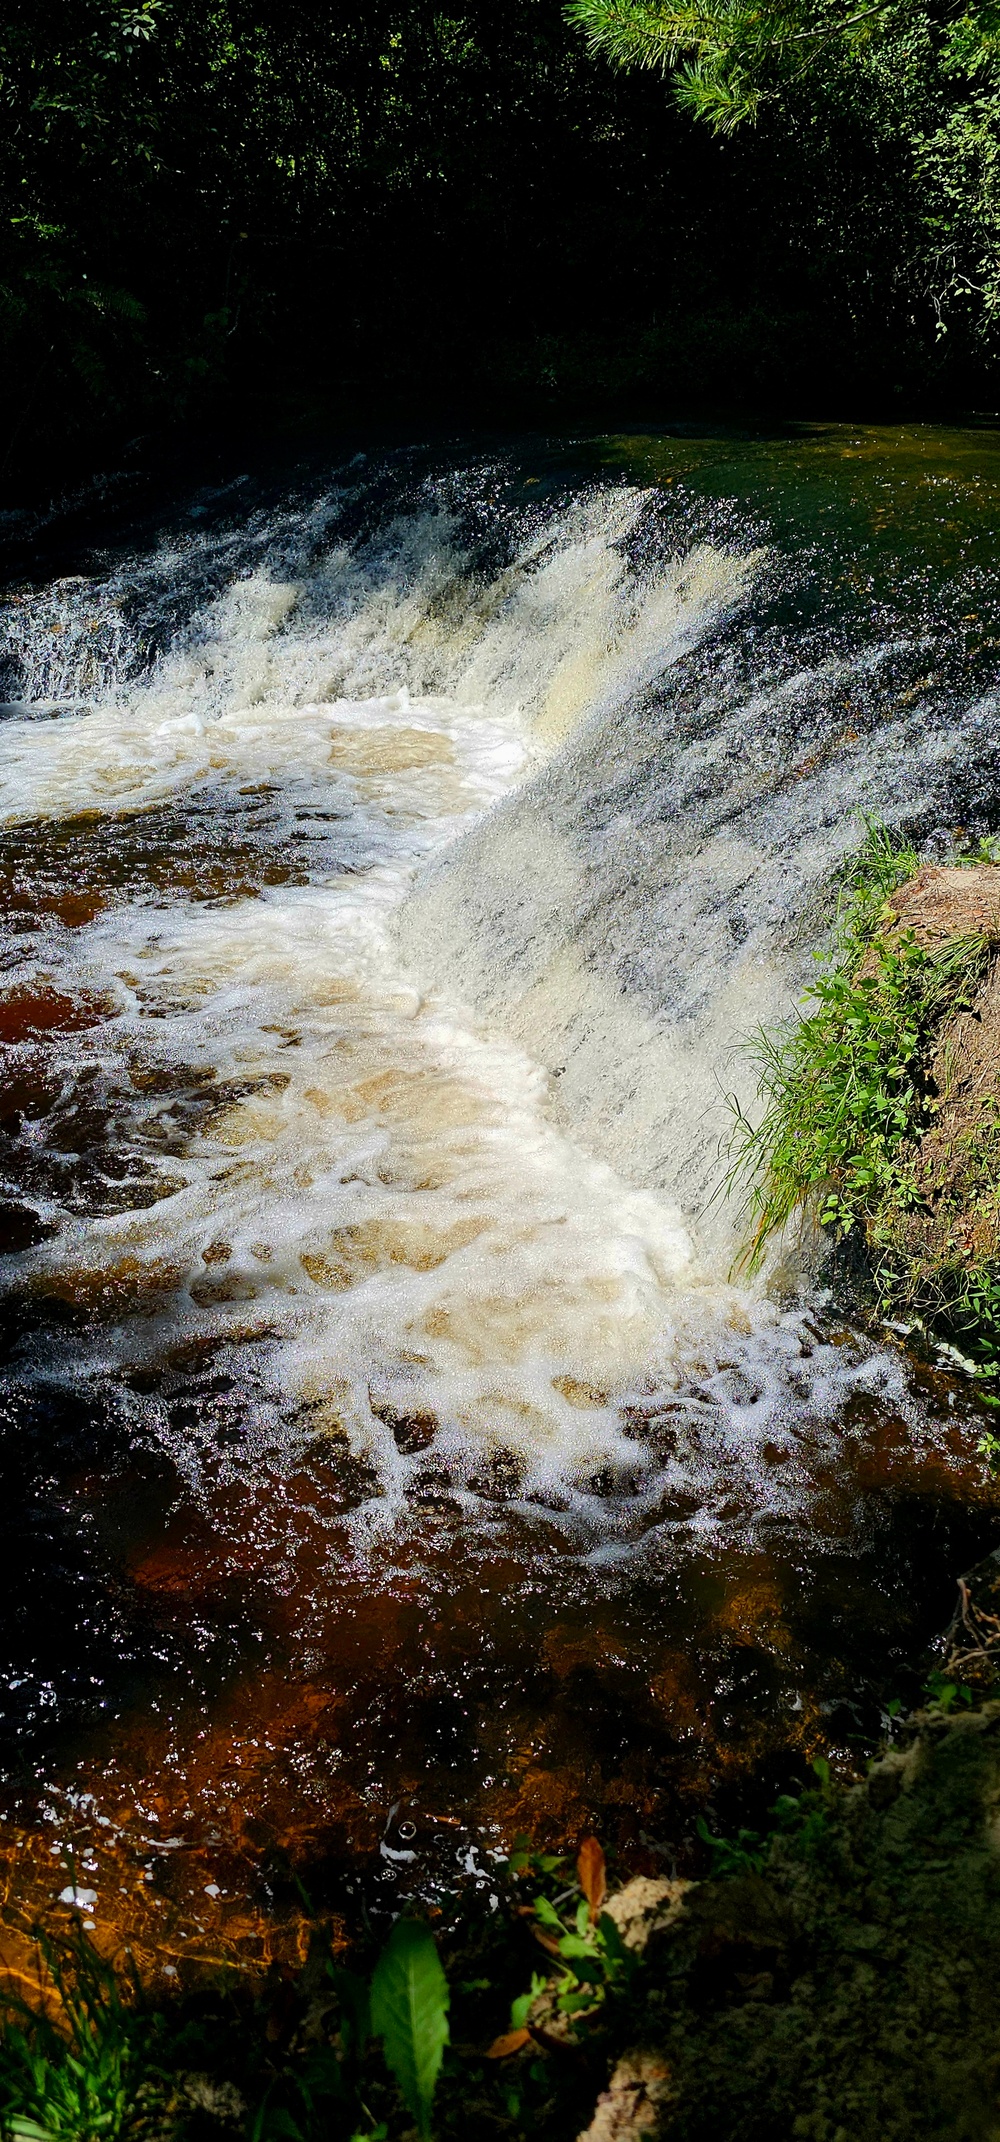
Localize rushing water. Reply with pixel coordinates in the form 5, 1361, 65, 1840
1, 426, 998, 1975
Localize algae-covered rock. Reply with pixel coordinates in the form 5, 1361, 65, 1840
612, 1702, 1000, 2140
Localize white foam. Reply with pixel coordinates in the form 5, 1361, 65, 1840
1, 487, 921, 1537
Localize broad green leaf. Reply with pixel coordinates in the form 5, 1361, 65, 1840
370, 1919, 449, 2141
557, 1933, 596, 1960
534, 1895, 562, 1927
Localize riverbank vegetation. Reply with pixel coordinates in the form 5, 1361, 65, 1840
732, 823, 1000, 1384
3, 1655, 1000, 2142
7, 0, 1000, 491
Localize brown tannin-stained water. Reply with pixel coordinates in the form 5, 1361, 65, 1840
2, 425, 1000, 1981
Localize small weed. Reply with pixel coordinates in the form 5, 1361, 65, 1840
924, 1668, 974, 1713
696, 1758, 838, 1881
503, 1839, 638, 2047
695, 1818, 765, 1876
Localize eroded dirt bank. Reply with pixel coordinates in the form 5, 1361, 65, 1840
578, 1685, 1000, 2141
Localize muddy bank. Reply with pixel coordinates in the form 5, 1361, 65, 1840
584, 1688, 1000, 2139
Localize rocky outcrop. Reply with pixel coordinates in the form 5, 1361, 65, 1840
879, 863, 1000, 951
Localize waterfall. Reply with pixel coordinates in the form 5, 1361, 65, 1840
2, 456, 982, 1545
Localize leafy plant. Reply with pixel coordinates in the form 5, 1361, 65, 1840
695, 1816, 766, 1876
369, 1920, 449, 2142
727, 819, 1000, 1374
924, 1667, 974, 1712
504, 1837, 569, 1885
502, 1839, 638, 2048
696, 1758, 838, 1883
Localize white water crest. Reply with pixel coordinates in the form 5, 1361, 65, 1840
0, 478, 927, 1536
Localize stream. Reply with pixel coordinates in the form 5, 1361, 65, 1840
1, 423, 999, 1979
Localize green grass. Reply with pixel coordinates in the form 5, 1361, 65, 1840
0, 1923, 143, 2142
0, 1913, 442, 2142
728, 820, 1000, 1379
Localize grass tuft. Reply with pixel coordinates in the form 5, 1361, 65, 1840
0, 1921, 143, 2142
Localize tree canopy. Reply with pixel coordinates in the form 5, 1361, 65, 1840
3, 0, 1000, 489
569, 0, 1000, 343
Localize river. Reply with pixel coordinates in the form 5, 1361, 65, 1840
0, 423, 997, 1979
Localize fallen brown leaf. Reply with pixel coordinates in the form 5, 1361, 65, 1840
577, 1836, 607, 1922
531, 1926, 563, 1956
486, 2028, 531, 2059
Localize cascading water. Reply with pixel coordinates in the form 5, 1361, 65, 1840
1, 432, 998, 1966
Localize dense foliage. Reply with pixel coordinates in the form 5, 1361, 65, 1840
3, 0, 1000, 485
573, 0, 1000, 351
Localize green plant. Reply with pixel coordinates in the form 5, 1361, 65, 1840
0, 1909, 450, 2142
695, 1817, 766, 1876
0, 1919, 145, 2142
369, 1921, 449, 2142
923, 1667, 974, 1712
727, 819, 1000, 1372
505, 1839, 639, 2045
696, 1758, 837, 1882
735, 925, 988, 1249
247, 1925, 380, 2142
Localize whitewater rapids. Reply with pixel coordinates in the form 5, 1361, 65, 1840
0, 472, 941, 1533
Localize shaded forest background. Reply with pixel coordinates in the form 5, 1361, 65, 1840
4, 0, 1000, 494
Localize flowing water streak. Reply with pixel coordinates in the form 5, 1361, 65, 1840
0, 482, 920, 1540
